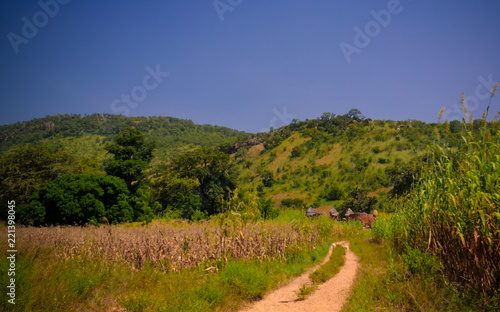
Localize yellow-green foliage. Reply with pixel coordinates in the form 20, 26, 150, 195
395, 137, 500, 298
235, 121, 430, 209
296, 284, 317, 301
379, 105, 500, 309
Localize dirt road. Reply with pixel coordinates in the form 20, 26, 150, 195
240, 241, 359, 312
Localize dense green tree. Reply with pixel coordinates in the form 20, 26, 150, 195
290, 146, 304, 158
339, 187, 377, 216
321, 112, 333, 121
154, 175, 202, 219
263, 134, 285, 150
18, 173, 134, 226
347, 108, 363, 120
170, 147, 237, 215
261, 170, 274, 187
385, 157, 424, 198
0, 144, 101, 219
321, 183, 345, 201
258, 198, 279, 220
104, 127, 156, 192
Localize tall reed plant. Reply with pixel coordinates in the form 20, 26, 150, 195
388, 83, 500, 302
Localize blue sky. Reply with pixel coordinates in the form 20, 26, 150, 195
1, 0, 499, 132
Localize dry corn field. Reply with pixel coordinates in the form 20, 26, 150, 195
16, 219, 320, 272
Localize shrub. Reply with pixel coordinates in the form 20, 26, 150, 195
19, 173, 134, 225
281, 198, 305, 210
377, 157, 390, 164
258, 198, 279, 220
321, 184, 345, 201
290, 146, 304, 158
372, 147, 382, 154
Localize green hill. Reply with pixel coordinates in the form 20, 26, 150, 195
0, 113, 248, 167
2, 111, 472, 215
228, 114, 465, 213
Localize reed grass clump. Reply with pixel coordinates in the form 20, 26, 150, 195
385, 86, 500, 306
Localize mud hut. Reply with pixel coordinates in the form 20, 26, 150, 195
306, 207, 317, 217
345, 208, 353, 217
329, 207, 339, 219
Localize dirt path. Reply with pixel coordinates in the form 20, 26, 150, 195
239, 241, 359, 312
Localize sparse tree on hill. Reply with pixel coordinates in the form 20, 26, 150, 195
347, 108, 363, 120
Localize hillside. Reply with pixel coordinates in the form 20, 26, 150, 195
229, 115, 459, 212
1, 112, 454, 215
0, 113, 249, 167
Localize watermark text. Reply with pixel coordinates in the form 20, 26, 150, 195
7, 0, 71, 54
6, 200, 16, 305
110, 64, 169, 116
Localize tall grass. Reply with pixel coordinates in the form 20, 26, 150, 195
342, 237, 474, 312
0, 213, 335, 311
8, 217, 320, 273
378, 86, 500, 308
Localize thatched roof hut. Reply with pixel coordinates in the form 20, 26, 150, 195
306, 207, 317, 217
330, 207, 339, 218
372, 210, 379, 216
345, 208, 353, 217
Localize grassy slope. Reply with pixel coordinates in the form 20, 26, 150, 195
234, 122, 429, 210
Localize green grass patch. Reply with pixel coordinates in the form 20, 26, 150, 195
222, 261, 272, 300
310, 245, 346, 284
342, 237, 492, 312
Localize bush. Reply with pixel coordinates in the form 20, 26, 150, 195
19, 173, 135, 225
321, 184, 344, 201
281, 198, 305, 210
258, 198, 279, 220
290, 146, 304, 158
378, 157, 390, 164
372, 147, 382, 154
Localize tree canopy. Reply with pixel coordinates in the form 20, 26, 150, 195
19, 173, 134, 226
105, 127, 156, 192
339, 187, 378, 216
155, 147, 238, 218
0, 144, 101, 218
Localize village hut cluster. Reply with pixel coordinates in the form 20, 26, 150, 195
306, 206, 377, 229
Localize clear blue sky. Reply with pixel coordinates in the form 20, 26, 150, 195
1, 0, 499, 132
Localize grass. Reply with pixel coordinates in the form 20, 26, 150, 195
236, 123, 430, 211
6, 212, 491, 311
0, 242, 333, 312
310, 245, 346, 284
296, 284, 317, 301
0, 214, 334, 311
342, 236, 493, 312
